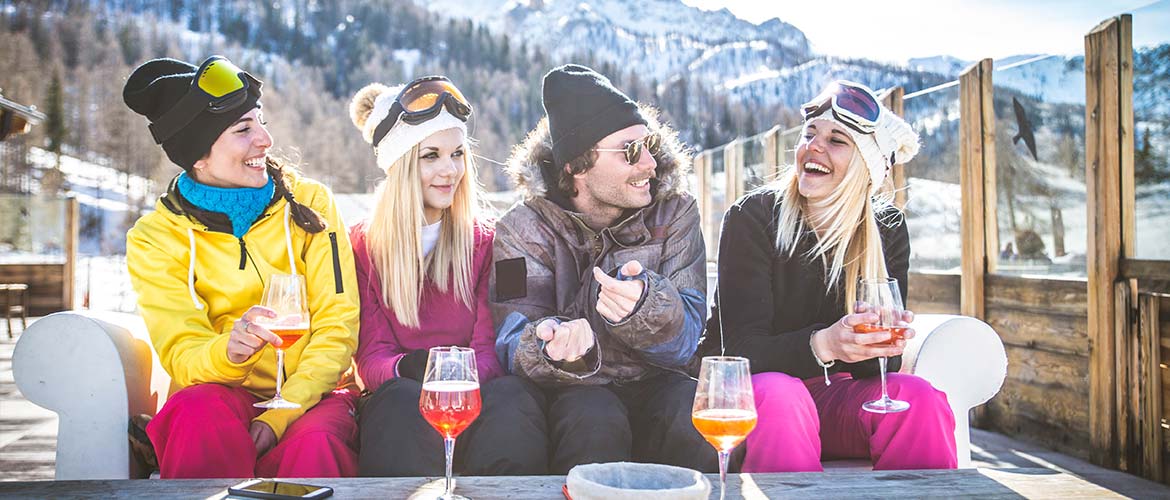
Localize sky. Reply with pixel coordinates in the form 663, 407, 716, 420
681, 0, 1168, 63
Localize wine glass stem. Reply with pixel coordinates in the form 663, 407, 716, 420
444, 436, 456, 496
878, 356, 890, 402
274, 348, 285, 400
718, 449, 730, 500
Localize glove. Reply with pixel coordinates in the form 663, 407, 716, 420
395, 349, 430, 381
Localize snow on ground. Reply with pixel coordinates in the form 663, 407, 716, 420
1136, 182, 1170, 259
75, 255, 137, 313
904, 177, 963, 272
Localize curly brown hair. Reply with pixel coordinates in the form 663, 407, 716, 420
558, 150, 598, 197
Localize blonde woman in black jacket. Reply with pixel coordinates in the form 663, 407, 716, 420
700, 81, 957, 472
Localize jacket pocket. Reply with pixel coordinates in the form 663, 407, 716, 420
609, 246, 661, 277
329, 232, 344, 294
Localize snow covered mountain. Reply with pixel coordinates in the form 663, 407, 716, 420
414, 0, 1106, 110
414, 0, 812, 92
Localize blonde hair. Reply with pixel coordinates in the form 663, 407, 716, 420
365, 142, 479, 328
772, 145, 896, 315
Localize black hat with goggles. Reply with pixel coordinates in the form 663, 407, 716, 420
123, 55, 263, 171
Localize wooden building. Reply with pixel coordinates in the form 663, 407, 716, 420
0, 91, 77, 315
0, 91, 45, 142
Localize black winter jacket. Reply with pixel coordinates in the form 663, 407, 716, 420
698, 189, 909, 379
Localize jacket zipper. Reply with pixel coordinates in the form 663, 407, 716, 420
329, 232, 344, 294
238, 239, 247, 270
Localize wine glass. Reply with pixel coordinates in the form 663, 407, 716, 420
252, 273, 309, 410
855, 277, 910, 413
419, 346, 481, 500
692, 356, 757, 500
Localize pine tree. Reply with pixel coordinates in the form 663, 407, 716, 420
43, 69, 67, 194
116, 24, 142, 65
45, 71, 66, 155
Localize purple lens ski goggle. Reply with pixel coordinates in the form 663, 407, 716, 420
801, 81, 881, 135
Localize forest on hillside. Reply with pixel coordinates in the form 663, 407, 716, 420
0, 0, 778, 195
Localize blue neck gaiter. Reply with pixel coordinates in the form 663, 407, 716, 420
177, 172, 275, 238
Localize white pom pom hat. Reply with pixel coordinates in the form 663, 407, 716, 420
359, 83, 469, 172
801, 80, 920, 195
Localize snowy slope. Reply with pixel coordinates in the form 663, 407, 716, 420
414, 0, 1106, 111
414, 0, 811, 93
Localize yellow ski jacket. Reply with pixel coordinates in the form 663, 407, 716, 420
126, 169, 360, 439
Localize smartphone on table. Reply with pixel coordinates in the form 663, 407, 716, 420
227, 479, 334, 499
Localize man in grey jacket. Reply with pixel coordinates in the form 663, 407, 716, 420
492, 64, 713, 474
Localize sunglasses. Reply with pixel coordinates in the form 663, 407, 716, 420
594, 132, 662, 165
801, 81, 881, 135
150, 56, 261, 144
371, 76, 473, 147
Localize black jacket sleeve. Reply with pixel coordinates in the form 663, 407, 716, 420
715, 199, 836, 379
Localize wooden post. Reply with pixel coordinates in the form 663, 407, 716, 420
694, 150, 708, 231
1115, 282, 1135, 472
776, 126, 798, 177
959, 59, 995, 320
1139, 293, 1162, 482
724, 140, 743, 204
1084, 14, 1134, 469
63, 197, 77, 310
981, 70, 999, 276
763, 126, 781, 181
881, 87, 909, 209
694, 151, 712, 260
1119, 16, 1136, 262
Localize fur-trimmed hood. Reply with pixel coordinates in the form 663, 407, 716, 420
504, 104, 693, 202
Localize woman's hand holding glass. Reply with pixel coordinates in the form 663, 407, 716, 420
228, 305, 280, 364
852, 278, 914, 413
811, 308, 915, 364
252, 273, 310, 409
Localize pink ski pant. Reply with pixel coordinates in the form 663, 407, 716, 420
743, 372, 958, 472
146, 384, 358, 478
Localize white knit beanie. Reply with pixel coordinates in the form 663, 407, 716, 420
350, 83, 468, 172
803, 81, 920, 195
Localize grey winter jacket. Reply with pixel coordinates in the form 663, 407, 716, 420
491, 111, 707, 387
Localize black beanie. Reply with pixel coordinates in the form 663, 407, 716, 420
122, 56, 262, 170
542, 64, 647, 169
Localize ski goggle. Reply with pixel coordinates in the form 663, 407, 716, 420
370, 76, 473, 147
801, 81, 881, 135
594, 132, 662, 165
149, 56, 261, 144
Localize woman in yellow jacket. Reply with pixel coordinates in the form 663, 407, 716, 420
122, 55, 360, 478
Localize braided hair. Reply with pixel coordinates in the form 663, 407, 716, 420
267, 157, 327, 234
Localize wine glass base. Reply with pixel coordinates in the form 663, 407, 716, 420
863, 398, 910, 414
254, 398, 301, 409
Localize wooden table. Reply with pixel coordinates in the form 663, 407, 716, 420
1, 468, 1161, 499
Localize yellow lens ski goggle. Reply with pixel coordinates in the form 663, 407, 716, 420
370, 76, 473, 148
149, 56, 261, 144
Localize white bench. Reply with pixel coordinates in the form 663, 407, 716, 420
13, 310, 1006, 479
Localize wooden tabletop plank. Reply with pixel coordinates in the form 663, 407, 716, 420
0, 467, 1159, 499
